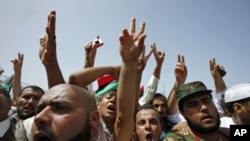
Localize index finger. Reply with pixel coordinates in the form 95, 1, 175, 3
130, 18, 136, 34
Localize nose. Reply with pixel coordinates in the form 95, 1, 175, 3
144, 121, 152, 131
34, 107, 51, 128
157, 106, 163, 113
27, 97, 37, 106
110, 95, 117, 104
200, 104, 209, 113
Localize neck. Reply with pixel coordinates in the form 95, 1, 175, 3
100, 117, 114, 133
192, 130, 221, 141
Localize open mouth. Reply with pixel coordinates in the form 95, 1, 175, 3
33, 131, 52, 141
107, 104, 116, 112
37, 136, 51, 141
145, 133, 153, 141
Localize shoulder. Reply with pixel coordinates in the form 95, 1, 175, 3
164, 131, 195, 141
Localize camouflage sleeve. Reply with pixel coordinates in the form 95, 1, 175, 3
163, 131, 192, 141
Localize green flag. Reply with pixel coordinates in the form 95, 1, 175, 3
0, 74, 14, 92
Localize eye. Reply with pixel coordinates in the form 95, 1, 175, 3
22, 95, 31, 100
34, 96, 41, 101
106, 94, 112, 99
54, 105, 71, 114
137, 120, 145, 126
150, 119, 159, 125
153, 104, 159, 108
51, 103, 72, 114
203, 98, 212, 103
187, 102, 197, 108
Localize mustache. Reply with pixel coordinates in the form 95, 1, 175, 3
35, 124, 55, 139
200, 114, 213, 120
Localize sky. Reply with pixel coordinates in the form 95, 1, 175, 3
0, 0, 250, 96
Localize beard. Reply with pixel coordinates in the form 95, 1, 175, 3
17, 109, 34, 120
186, 114, 220, 134
67, 117, 91, 141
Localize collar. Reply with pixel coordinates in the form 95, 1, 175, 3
0, 118, 10, 137
100, 119, 113, 140
10, 113, 20, 121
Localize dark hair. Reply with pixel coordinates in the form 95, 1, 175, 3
225, 97, 250, 114
149, 93, 167, 105
18, 85, 44, 97
0, 85, 11, 102
134, 104, 161, 121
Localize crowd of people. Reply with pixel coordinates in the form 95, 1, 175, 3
1, 10, 250, 141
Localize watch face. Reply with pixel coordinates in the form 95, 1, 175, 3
218, 69, 226, 77
93, 38, 103, 45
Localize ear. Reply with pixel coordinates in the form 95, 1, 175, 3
89, 110, 99, 130
97, 102, 100, 110
233, 103, 244, 114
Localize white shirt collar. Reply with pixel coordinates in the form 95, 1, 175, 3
0, 118, 10, 137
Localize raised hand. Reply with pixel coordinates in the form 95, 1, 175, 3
151, 42, 165, 67
10, 53, 24, 103
210, 58, 225, 78
39, 10, 65, 88
84, 35, 103, 68
137, 46, 152, 72
175, 55, 187, 84
39, 10, 57, 67
209, 58, 226, 94
115, 18, 147, 141
119, 18, 146, 63
11, 53, 24, 73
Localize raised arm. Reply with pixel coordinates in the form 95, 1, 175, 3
167, 55, 187, 115
69, 65, 120, 89
11, 53, 23, 103
209, 58, 227, 117
39, 10, 65, 89
136, 46, 152, 108
114, 18, 146, 141
138, 43, 165, 106
209, 58, 227, 94
70, 37, 103, 93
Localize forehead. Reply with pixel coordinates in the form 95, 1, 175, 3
20, 88, 43, 96
152, 97, 166, 104
39, 86, 84, 105
136, 109, 158, 120
102, 90, 117, 98
182, 93, 211, 104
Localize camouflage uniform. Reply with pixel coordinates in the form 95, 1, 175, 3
164, 131, 229, 141
164, 81, 230, 141
164, 131, 196, 141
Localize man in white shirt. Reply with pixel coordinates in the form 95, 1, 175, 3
0, 86, 16, 140
223, 83, 250, 127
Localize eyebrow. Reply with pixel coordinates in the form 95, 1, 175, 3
50, 99, 74, 106
37, 99, 72, 110
186, 96, 211, 104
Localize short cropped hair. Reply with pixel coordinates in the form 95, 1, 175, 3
18, 85, 44, 97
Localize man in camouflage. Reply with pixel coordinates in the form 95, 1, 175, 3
164, 81, 229, 141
